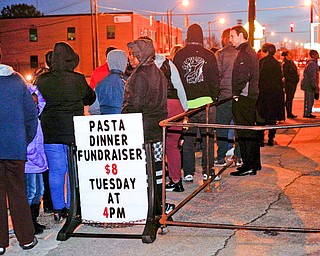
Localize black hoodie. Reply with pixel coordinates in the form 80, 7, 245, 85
173, 24, 219, 109
36, 42, 96, 144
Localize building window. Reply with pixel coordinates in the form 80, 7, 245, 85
107, 26, 115, 39
29, 28, 38, 42
67, 27, 76, 40
30, 55, 38, 69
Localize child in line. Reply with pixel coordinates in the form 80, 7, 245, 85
25, 85, 48, 234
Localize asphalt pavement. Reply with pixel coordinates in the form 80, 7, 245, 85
4, 82, 320, 256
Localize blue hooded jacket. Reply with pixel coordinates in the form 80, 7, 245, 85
0, 64, 38, 160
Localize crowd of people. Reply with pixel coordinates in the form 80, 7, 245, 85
0, 21, 318, 254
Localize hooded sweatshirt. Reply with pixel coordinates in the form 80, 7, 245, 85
91, 49, 128, 114
36, 42, 96, 144
122, 38, 167, 142
173, 24, 219, 109
0, 64, 38, 160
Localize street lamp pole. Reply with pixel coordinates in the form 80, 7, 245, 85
167, 0, 189, 52
208, 18, 225, 48
310, 0, 314, 47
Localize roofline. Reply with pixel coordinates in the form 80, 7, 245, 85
0, 12, 135, 20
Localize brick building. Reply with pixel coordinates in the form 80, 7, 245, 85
0, 12, 182, 79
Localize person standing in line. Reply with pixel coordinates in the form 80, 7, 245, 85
214, 28, 242, 167
89, 49, 128, 115
155, 53, 188, 192
282, 51, 300, 118
36, 42, 96, 221
25, 85, 48, 235
301, 50, 319, 118
229, 25, 261, 176
256, 43, 285, 147
33, 50, 54, 214
0, 52, 38, 254
122, 38, 175, 213
173, 23, 220, 182
89, 46, 117, 89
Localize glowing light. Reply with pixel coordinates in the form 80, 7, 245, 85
25, 74, 33, 82
182, 0, 189, 7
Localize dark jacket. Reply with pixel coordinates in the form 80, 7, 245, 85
257, 54, 285, 121
232, 42, 259, 100
0, 64, 38, 160
36, 42, 96, 144
283, 58, 299, 88
301, 59, 319, 92
215, 42, 238, 100
122, 38, 167, 142
173, 24, 219, 109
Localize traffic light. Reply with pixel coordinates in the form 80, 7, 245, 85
290, 22, 294, 32
262, 25, 266, 35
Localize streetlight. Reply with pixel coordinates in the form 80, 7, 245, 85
167, 0, 189, 51
208, 18, 225, 48
304, 0, 314, 47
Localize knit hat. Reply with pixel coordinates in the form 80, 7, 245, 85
186, 23, 203, 44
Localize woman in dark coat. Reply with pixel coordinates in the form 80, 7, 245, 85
36, 42, 96, 221
282, 51, 300, 118
256, 43, 285, 146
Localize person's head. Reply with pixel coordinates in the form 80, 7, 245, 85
170, 44, 182, 60
309, 49, 319, 59
107, 49, 128, 73
45, 50, 53, 69
52, 42, 79, 72
127, 38, 155, 68
105, 46, 117, 58
261, 43, 276, 56
230, 25, 248, 47
221, 28, 231, 47
282, 51, 293, 60
31, 92, 38, 105
186, 23, 204, 45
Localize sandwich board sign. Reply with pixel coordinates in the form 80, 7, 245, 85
73, 113, 148, 223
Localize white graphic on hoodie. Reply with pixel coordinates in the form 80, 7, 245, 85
182, 56, 204, 84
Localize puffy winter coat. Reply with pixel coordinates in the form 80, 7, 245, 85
36, 42, 96, 144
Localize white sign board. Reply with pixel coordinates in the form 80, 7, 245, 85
114, 15, 132, 23
73, 113, 148, 223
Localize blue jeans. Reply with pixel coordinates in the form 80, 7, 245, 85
44, 144, 70, 210
24, 173, 44, 205
216, 101, 241, 160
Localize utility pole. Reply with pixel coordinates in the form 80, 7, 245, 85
248, 0, 256, 47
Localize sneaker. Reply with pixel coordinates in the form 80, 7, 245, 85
214, 159, 227, 167
20, 236, 38, 250
165, 179, 184, 192
0, 247, 5, 255
203, 173, 221, 181
235, 158, 243, 167
164, 203, 175, 214
183, 174, 193, 182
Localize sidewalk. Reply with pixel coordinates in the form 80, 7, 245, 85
4, 85, 320, 256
